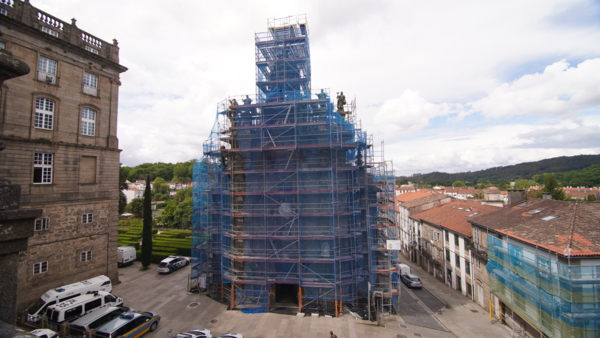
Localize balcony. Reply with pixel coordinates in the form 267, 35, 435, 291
83, 84, 98, 96
473, 242, 488, 261
37, 70, 57, 85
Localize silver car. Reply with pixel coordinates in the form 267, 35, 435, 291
401, 273, 423, 288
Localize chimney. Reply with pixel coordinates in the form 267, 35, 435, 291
542, 192, 552, 200
507, 189, 526, 207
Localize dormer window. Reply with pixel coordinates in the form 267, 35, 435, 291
541, 215, 559, 221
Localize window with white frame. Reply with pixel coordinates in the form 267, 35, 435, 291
33, 261, 48, 275
83, 72, 98, 96
41, 26, 59, 37
38, 56, 57, 84
33, 153, 53, 184
34, 97, 54, 130
476, 257, 481, 270
0, 8, 7, 16
80, 251, 92, 262
0, 41, 5, 49
82, 213, 93, 224
35, 218, 50, 231
81, 108, 95, 136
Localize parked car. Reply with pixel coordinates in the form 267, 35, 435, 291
157, 256, 190, 274
30, 329, 59, 338
69, 306, 134, 338
401, 273, 423, 288
173, 329, 212, 338
217, 334, 243, 338
94, 311, 160, 338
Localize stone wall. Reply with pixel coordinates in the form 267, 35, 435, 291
0, 1, 126, 314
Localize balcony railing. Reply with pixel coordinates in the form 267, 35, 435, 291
37, 70, 57, 85
83, 84, 98, 96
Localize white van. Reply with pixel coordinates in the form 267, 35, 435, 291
26, 275, 112, 322
69, 306, 133, 338
45, 291, 123, 324
117, 246, 136, 267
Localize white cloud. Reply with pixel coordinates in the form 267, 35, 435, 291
469, 59, 600, 118
372, 90, 459, 139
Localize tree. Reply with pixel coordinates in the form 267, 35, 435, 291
452, 181, 466, 187
161, 187, 193, 228
152, 178, 171, 202
543, 173, 565, 200
126, 198, 144, 218
513, 179, 538, 190
587, 194, 597, 202
141, 175, 153, 269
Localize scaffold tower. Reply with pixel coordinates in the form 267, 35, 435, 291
191, 15, 398, 320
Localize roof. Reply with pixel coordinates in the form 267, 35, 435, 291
411, 201, 501, 237
401, 193, 451, 209
469, 199, 600, 257
395, 191, 434, 203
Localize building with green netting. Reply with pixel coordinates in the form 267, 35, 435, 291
190, 15, 398, 320
470, 197, 600, 338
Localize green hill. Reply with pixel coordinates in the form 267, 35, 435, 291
399, 154, 600, 186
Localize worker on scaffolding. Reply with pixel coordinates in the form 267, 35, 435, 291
242, 95, 252, 105
337, 91, 347, 119
227, 98, 238, 127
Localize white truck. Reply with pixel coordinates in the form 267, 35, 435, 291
397, 263, 411, 276
117, 246, 136, 267
26, 275, 112, 322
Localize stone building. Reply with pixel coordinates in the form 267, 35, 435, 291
0, 0, 127, 312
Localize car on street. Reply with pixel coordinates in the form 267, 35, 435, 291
94, 311, 160, 338
173, 329, 212, 338
30, 329, 59, 338
157, 256, 190, 274
401, 273, 423, 288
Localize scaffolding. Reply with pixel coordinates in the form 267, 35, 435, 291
487, 235, 600, 338
191, 15, 398, 319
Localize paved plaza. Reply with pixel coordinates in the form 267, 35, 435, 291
114, 260, 512, 338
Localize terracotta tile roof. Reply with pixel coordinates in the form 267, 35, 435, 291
410, 201, 501, 237
395, 191, 434, 203
469, 199, 600, 257
401, 193, 451, 208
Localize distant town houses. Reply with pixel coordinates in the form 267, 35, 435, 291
121, 180, 191, 203
393, 187, 600, 337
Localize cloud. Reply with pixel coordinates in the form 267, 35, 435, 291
513, 123, 600, 149
372, 90, 459, 139
469, 59, 600, 119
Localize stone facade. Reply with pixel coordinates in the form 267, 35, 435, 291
0, 0, 127, 312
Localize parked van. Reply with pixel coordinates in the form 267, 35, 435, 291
45, 291, 123, 325
397, 263, 410, 276
69, 306, 133, 338
95, 311, 160, 338
117, 246, 137, 267
27, 275, 112, 322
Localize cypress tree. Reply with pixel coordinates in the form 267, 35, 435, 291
141, 175, 153, 269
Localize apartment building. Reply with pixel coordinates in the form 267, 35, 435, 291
470, 198, 600, 338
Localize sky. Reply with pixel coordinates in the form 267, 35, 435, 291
33, 0, 600, 176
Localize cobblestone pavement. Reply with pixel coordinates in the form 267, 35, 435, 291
113, 261, 511, 338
